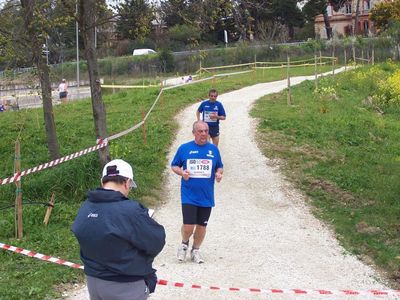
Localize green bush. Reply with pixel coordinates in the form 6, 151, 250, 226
158, 49, 175, 73
374, 68, 400, 106
169, 24, 201, 46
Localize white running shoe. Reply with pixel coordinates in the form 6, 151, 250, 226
177, 243, 188, 261
191, 249, 204, 264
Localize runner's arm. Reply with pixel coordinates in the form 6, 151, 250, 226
171, 166, 190, 180
215, 168, 223, 183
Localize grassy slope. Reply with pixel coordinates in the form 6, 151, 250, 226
251, 63, 400, 287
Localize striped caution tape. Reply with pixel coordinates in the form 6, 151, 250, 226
101, 84, 159, 89
1, 242, 399, 297
157, 280, 399, 297
0, 242, 83, 269
0, 139, 108, 185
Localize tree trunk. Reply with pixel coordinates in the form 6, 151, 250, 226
288, 25, 294, 40
20, 0, 60, 160
38, 58, 61, 159
79, 0, 109, 166
353, 0, 361, 36
323, 11, 332, 40
232, 5, 247, 40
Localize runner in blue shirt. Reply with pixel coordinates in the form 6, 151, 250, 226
171, 121, 223, 264
196, 89, 226, 147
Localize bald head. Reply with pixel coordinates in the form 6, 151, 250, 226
192, 121, 209, 145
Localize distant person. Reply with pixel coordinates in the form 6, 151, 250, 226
0, 103, 5, 112
185, 75, 193, 83
58, 79, 68, 102
196, 89, 226, 147
171, 121, 223, 264
72, 159, 166, 300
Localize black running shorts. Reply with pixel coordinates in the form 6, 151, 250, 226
182, 204, 212, 226
208, 125, 220, 138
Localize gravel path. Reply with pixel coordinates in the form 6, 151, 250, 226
66, 69, 390, 300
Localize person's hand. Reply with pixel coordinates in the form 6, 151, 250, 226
210, 113, 218, 120
215, 172, 222, 182
182, 169, 190, 181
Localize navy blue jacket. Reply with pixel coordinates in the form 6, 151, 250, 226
72, 188, 165, 282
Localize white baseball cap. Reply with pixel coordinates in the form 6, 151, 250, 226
102, 159, 137, 188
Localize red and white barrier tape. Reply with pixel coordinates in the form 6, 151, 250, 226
0, 139, 108, 185
1, 242, 399, 297
0, 71, 241, 185
157, 280, 399, 297
0, 242, 83, 269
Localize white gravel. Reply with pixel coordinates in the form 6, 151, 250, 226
66, 69, 392, 300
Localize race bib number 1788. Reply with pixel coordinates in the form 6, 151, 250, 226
187, 159, 212, 178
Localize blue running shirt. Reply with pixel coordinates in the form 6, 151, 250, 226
171, 141, 223, 207
197, 100, 226, 127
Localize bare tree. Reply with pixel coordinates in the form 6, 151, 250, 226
78, 0, 110, 165
20, 0, 60, 159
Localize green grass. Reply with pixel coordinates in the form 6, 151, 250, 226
251, 63, 400, 287
0, 63, 365, 299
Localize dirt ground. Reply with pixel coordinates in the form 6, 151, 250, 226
66, 70, 393, 300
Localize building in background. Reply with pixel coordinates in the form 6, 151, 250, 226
315, 0, 382, 39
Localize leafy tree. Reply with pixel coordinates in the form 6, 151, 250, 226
302, 0, 332, 39
158, 48, 174, 72
168, 24, 201, 47
370, 0, 400, 31
235, 0, 269, 41
193, 0, 235, 43
271, 0, 304, 39
231, 0, 304, 41
160, 0, 234, 45
160, 0, 188, 27
115, 0, 154, 41
231, 0, 255, 40
0, 1, 33, 68
371, 5, 400, 61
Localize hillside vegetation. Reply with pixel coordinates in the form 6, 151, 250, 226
0, 63, 399, 298
251, 61, 400, 286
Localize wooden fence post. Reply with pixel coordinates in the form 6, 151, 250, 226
43, 193, 55, 226
253, 54, 257, 80
160, 83, 164, 108
314, 54, 318, 90
372, 48, 375, 65
199, 60, 202, 77
142, 108, 147, 145
287, 56, 292, 106
15, 140, 23, 239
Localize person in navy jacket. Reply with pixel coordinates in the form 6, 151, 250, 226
72, 159, 165, 300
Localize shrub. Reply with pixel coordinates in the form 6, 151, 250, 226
158, 49, 175, 73
374, 68, 400, 106
169, 24, 201, 47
